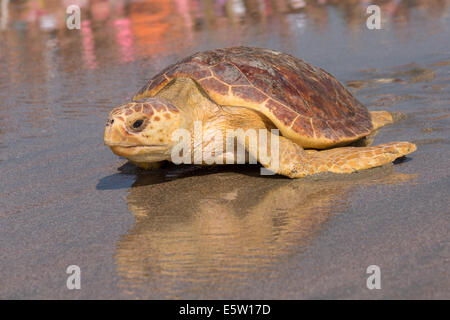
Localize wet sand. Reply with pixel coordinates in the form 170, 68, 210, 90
0, 1, 449, 299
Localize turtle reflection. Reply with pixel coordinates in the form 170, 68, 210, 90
114, 165, 415, 297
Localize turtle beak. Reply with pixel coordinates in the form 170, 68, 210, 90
104, 117, 122, 146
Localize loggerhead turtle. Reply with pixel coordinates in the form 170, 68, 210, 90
104, 47, 416, 178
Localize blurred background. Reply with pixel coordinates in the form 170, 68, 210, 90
1, 0, 448, 69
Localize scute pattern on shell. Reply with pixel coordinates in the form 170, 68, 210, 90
134, 47, 373, 143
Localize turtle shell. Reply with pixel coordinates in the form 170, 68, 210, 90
133, 47, 373, 148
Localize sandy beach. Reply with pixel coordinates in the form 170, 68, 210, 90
0, 0, 449, 299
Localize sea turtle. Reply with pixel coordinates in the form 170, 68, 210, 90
104, 47, 416, 178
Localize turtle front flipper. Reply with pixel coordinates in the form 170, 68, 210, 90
237, 130, 416, 178
295, 142, 417, 177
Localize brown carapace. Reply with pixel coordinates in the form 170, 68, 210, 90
104, 47, 416, 178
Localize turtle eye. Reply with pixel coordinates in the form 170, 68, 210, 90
132, 119, 144, 129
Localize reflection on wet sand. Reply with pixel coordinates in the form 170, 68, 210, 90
115, 165, 415, 297
347, 62, 438, 91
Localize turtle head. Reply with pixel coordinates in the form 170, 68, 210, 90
104, 98, 182, 162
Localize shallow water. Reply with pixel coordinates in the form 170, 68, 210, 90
0, 0, 449, 299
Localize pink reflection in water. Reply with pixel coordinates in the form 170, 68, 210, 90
81, 19, 98, 70
114, 18, 135, 63
175, 0, 193, 42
